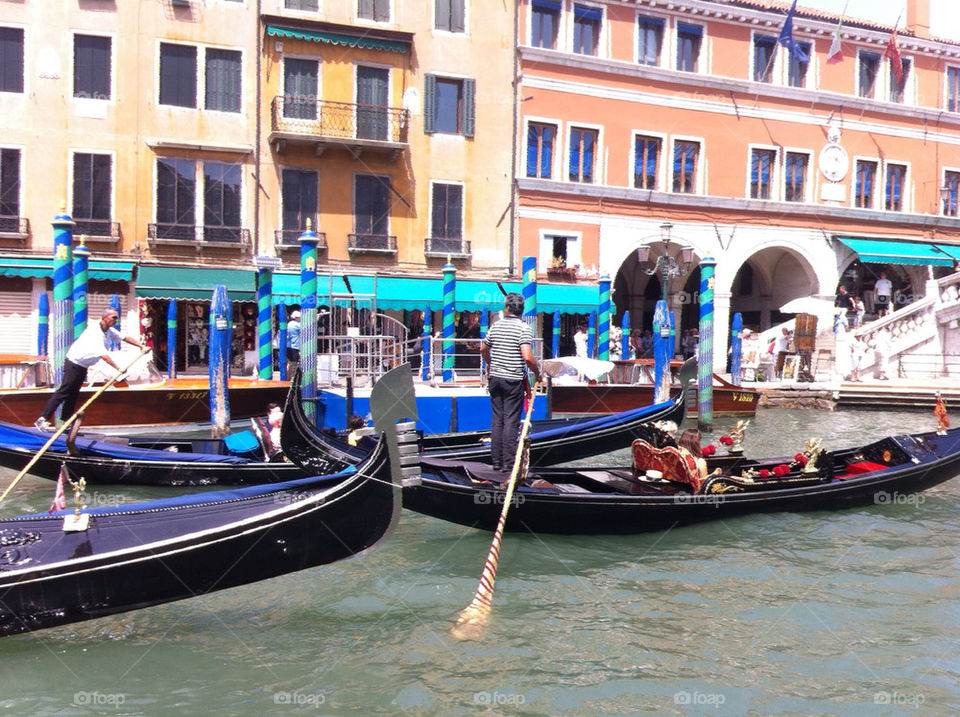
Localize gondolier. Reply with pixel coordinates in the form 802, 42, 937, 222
35, 307, 143, 431
480, 293, 541, 472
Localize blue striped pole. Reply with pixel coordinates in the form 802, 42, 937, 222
72, 239, 89, 340
300, 225, 319, 421
208, 284, 231, 437
621, 310, 631, 360
551, 310, 560, 358
256, 269, 273, 380
698, 257, 716, 431
653, 300, 671, 404
522, 255, 537, 320
51, 207, 75, 388
37, 293, 49, 357
442, 262, 455, 383
598, 274, 611, 360
421, 305, 431, 382
107, 295, 122, 350
587, 311, 596, 359
166, 299, 177, 378
278, 303, 288, 381
730, 312, 743, 387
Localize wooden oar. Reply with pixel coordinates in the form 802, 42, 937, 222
452, 379, 540, 641
0, 348, 149, 506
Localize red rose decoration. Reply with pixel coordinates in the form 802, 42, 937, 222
793, 453, 808, 465
719, 435, 733, 445
773, 464, 790, 476
702, 444, 716, 456
759, 469, 770, 478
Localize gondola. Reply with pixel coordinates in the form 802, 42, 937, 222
0, 365, 416, 638
400, 424, 960, 535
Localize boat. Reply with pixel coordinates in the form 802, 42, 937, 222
398, 425, 960, 535
0, 364, 416, 638
546, 358, 759, 416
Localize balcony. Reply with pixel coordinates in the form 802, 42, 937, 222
275, 229, 328, 250
0, 216, 29, 242
347, 233, 397, 254
424, 237, 471, 259
270, 97, 409, 160
73, 219, 121, 243
148, 224, 251, 253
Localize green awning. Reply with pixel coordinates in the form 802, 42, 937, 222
270, 273, 351, 305
266, 25, 408, 53
837, 237, 955, 266
537, 283, 601, 314
135, 266, 256, 302
0, 257, 134, 281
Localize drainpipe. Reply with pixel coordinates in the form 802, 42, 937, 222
253, 0, 263, 256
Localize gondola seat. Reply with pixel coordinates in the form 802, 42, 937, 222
631, 439, 702, 492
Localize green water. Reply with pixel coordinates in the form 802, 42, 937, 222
1, 408, 958, 715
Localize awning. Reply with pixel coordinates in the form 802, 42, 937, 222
135, 266, 256, 302
836, 237, 956, 266
537, 283, 601, 314
0, 257, 134, 281
266, 25, 409, 54
270, 273, 351, 305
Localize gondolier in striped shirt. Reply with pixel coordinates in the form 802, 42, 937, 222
481, 293, 541, 472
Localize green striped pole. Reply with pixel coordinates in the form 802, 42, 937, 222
257, 269, 273, 380
51, 207, 75, 388
72, 238, 89, 339
598, 274, 611, 360
442, 262, 456, 383
698, 257, 716, 431
300, 224, 319, 421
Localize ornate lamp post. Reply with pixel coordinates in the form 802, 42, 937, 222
636, 221, 694, 310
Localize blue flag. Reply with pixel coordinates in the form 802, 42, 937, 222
778, 0, 809, 62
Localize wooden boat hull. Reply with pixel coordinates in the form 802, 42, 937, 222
549, 383, 757, 416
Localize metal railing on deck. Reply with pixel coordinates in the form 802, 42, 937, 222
272, 96, 409, 144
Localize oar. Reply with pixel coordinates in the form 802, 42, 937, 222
0, 348, 149, 506
452, 379, 540, 641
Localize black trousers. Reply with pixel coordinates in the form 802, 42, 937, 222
41, 359, 88, 422
489, 376, 525, 470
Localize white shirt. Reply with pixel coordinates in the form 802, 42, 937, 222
574, 331, 588, 358
874, 278, 892, 298
66, 323, 122, 368
773, 333, 790, 353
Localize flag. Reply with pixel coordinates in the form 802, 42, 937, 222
827, 17, 844, 64
778, 0, 809, 62
48, 465, 67, 513
885, 26, 904, 84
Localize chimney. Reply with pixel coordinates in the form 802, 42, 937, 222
906, 0, 930, 39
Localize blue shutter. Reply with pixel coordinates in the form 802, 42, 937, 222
582, 131, 595, 183
423, 74, 436, 133
574, 4, 602, 20
461, 78, 475, 137
541, 125, 554, 177
569, 130, 581, 181
526, 126, 539, 177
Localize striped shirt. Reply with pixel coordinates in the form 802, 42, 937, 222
483, 315, 532, 380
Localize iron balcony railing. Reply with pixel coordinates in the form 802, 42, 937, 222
272, 96, 409, 144
73, 219, 120, 240
347, 233, 397, 253
0, 215, 29, 236
275, 228, 327, 249
148, 224, 251, 246
424, 237, 471, 258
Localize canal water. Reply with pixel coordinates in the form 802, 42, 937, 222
1, 408, 958, 715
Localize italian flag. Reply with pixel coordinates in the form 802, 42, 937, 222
827, 18, 844, 64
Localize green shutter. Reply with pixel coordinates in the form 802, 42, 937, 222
461, 78, 475, 137
450, 0, 465, 33
423, 74, 436, 134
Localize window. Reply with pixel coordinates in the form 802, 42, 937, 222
159, 43, 197, 108
358, 0, 390, 22
424, 75, 475, 136
637, 16, 663, 66
633, 135, 661, 189
854, 159, 878, 208
156, 158, 196, 239
944, 171, 960, 217
203, 161, 241, 241
205, 49, 241, 113
885, 163, 907, 211
573, 4, 601, 56
783, 152, 808, 202
280, 168, 318, 241
0, 27, 24, 93
435, 0, 465, 33
568, 127, 597, 183
889, 58, 910, 103
72, 153, 112, 222
0, 148, 21, 223
354, 174, 391, 236
285, 0, 319, 10
753, 35, 775, 83
526, 122, 556, 179
676, 23, 702, 73
283, 58, 318, 120
787, 42, 811, 87
531, 0, 560, 49
672, 140, 699, 193
431, 182, 463, 239
858, 50, 880, 98
949, 67, 960, 112
357, 65, 389, 140
750, 149, 776, 199
74, 35, 111, 100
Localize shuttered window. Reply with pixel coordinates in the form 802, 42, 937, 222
0, 148, 20, 218
205, 48, 241, 113
358, 0, 390, 22
73, 34, 111, 100
0, 27, 24, 93
156, 158, 196, 226
159, 43, 197, 108
435, 0, 465, 33
431, 182, 463, 239
72, 153, 112, 220
354, 174, 390, 236
423, 74, 474, 137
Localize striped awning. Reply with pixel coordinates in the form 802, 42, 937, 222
266, 25, 409, 53
836, 237, 957, 266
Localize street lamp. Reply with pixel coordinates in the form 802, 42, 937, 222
637, 220, 694, 307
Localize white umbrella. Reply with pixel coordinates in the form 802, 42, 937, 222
779, 296, 837, 318
542, 356, 615, 382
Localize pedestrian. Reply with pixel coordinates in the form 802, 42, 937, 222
873, 271, 893, 316
287, 310, 301, 364
35, 307, 144, 431
773, 327, 791, 379
849, 333, 867, 382
480, 293, 542, 473
874, 328, 892, 380
573, 323, 589, 359
852, 296, 865, 328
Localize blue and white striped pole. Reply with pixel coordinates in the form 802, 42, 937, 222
421, 305, 431, 382
257, 269, 273, 380
208, 284, 231, 437
278, 303, 289, 382
300, 223, 319, 421
37, 293, 49, 357
72, 239, 89, 340
551, 310, 560, 358
166, 299, 177, 378
730, 312, 743, 387
598, 274, 611, 360
621, 310, 631, 360
51, 207, 74, 388
698, 257, 716, 431
442, 262, 455, 383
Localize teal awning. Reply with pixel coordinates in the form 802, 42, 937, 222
135, 266, 256, 302
837, 237, 956, 266
270, 273, 350, 305
266, 25, 408, 53
0, 257, 134, 281
537, 283, 600, 314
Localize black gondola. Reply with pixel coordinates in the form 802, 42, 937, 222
0, 365, 417, 638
